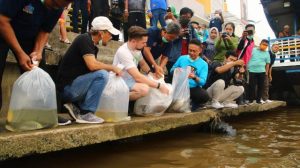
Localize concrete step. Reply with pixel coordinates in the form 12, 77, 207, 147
0, 101, 286, 161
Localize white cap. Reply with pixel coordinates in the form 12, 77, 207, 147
91, 16, 120, 35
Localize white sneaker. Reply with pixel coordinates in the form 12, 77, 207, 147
211, 101, 224, 109
260, 99, 266, 104
265, 99, 273, 103
76, 113, 104, 124
223, 103, 238, 108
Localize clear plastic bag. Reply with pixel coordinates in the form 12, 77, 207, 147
134, 76, 173, 117
6, 67, 58, 132
96, 73, 130, 122
167, 67, 191, 113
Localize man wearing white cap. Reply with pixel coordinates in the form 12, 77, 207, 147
57, 16, 122, 124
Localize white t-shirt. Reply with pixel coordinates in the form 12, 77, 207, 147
113, 43, 143, 81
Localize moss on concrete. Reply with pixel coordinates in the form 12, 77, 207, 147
0, 101, 286, 160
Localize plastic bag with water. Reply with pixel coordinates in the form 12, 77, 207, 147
96, 73, 130, 122
6, 67, 58, 132
167, 67, 191, 113
134, 75, 173, 116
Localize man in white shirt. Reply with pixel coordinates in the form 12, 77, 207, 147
113, 26, 169, 100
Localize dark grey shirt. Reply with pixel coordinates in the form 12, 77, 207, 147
128, 0, 146, 13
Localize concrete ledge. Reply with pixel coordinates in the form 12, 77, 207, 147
0, 101, 286, 161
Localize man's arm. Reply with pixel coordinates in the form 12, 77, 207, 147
139, 58, 152, 74
265, 63, 270, 76
0, 14, 32, 70
215, 60, 244, 74
83, 55, 121, 75
124, 0, 129, 17
160, 55, 168, 68
143, 46, 164, 77
31, 31, 49, 62
127, 67, 169, 94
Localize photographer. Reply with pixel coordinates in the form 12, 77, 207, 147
237, 24, 256, 66
205, 51, 244, 109
214, 22, 239, 62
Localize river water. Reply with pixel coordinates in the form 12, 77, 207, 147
1, 107, 300, 168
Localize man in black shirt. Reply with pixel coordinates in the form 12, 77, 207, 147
262, 43, 279, 102
205, 51, 244, 109
0, 0, 73, 110
58, 17, 122, 124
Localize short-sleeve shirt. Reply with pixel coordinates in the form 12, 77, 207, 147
0, 0, 63, 40
205, 61, 233, 88
143, 27, 172, 62
57, 33, 99, 91
248, 48, 271, 73
113, 43, 143, 82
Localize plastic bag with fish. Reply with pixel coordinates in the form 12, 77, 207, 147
167, 67, 191, 113
6, 67, 58, 132
134, 75, 173, 116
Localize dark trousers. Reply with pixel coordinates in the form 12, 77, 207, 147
110, 17, 122, 41
249, 72, 265, 103
190, 87, 209, 105
124, 12, 146, 41
72, 0, 88, 34
0, 39, 46, 110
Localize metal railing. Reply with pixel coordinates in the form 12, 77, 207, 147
269, 36, 300, 68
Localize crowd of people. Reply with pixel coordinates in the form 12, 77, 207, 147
0, 0, 292, 128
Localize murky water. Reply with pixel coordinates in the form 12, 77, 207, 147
1, 107, 300, 168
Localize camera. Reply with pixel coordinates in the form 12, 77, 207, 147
167, 7, 171, 12
222, 32, 228, 38
247, 30, 253, 35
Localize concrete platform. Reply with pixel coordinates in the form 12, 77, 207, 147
0, 101, 286, 161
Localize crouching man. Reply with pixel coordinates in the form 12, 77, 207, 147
57, 17, 122, 124
113, 26, 169, 101
205, 51, 245, 109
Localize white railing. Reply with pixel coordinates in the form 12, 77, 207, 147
269, 36, 300, 68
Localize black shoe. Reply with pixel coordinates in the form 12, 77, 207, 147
58, 116, 72, 126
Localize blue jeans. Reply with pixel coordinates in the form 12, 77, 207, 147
72, 0, 88, 33
151, 9, 167, 28
63, 70, 109, 113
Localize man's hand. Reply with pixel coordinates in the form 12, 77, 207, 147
234, 60, 244, 66
242, 31, 248, 40
188, 72, 196, 79
158, 83, 170, 95
19, 53, 33, 71
154, 65, 164, 78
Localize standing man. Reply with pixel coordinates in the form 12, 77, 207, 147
262, 43, 279, 103
0, 0, 73, 110
58, 17, 122, 124
148, 0, 169, 28
142, 22, 181, 78
209, 10, 224, 32
124, 0, 150, 41
72, 0, 89, 33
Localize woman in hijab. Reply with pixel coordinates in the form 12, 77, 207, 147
203, 27, 219, 64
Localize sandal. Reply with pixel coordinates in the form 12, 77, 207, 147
60, 38, 71, 44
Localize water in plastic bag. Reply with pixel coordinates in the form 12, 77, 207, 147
134, 76, 173, 117
6, 67, 58, 132
167, 67, 191, 113
96, 73, 130, 122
